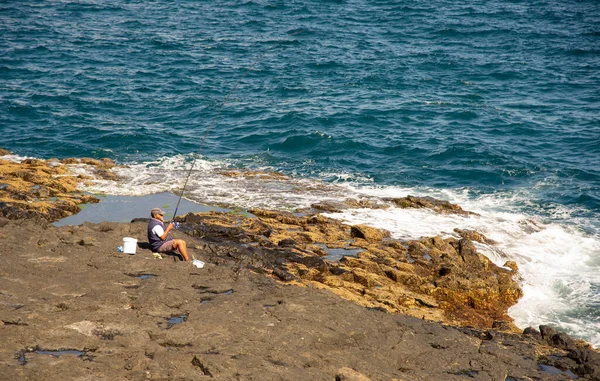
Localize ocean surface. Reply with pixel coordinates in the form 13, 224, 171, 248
1, 0, 599, 346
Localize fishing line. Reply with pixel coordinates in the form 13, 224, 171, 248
172, 29, 305, 220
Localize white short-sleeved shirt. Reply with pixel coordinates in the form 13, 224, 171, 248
152, 224, 165, 238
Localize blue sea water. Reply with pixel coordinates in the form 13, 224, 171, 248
1, 0, 600, 345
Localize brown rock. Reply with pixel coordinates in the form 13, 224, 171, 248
311, 201, 344, 213
350, 224, 390, 243
454, 228, 497, 244
351, 268, 383, 288
335, 367, 371, 381
153, 203, 523, 330
340, 256, 383, 275
344, 198, 388, 210
387, 195, 477, 216
0, 156, 117, 222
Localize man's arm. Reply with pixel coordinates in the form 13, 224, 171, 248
152, 224, 173, 241
159, 223, 173, 240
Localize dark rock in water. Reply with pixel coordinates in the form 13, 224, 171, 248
454, 228, 497, 244
552, 332, 577, 350
523, 326, 542, 339
311, 201, 344, 213
539, 325, 577, 350
540, 325, 559, 339
386, 195, 478, 216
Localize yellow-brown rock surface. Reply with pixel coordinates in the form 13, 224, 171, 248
181, 207, 522, 330
0, 151, 117, 221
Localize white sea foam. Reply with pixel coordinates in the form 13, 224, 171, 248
70, 154, 600, 347
78, 154, 349, 209
326, 185, 600, 347
0, 154, 33, 163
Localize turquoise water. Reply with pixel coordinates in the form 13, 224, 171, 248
2, 1, 600, 345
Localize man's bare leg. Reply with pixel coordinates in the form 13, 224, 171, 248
173, 239, 189, 261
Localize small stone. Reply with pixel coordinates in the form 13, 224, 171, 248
335, 367, 371, 381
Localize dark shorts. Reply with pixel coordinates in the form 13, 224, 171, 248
157, 240, 176, 253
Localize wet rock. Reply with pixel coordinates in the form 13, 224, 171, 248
310, 201, 344, 213
80, 195, 101, 204
540, 325, 560, 340
0, 148, 11, 155
454, 228, 497, 244
386, 195, 478, 216
523, 326, 542, 339
344, 198, 389, 210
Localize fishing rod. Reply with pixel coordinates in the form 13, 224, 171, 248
171, 30, 305, 221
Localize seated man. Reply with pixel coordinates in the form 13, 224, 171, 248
147, 207, 189, 261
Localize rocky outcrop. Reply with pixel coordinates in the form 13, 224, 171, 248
180, 208, 521, 329
385, 195, 478, 216
0, 151, 117, 221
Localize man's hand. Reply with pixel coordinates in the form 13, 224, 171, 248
166, 222, 174, 232
159, 222, 174, 240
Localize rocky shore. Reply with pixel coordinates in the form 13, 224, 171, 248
1, 152, 599, 380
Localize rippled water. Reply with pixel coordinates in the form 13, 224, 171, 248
2, 0, 599, 346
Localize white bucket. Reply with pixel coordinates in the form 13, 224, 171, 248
123, 237, 137, 254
